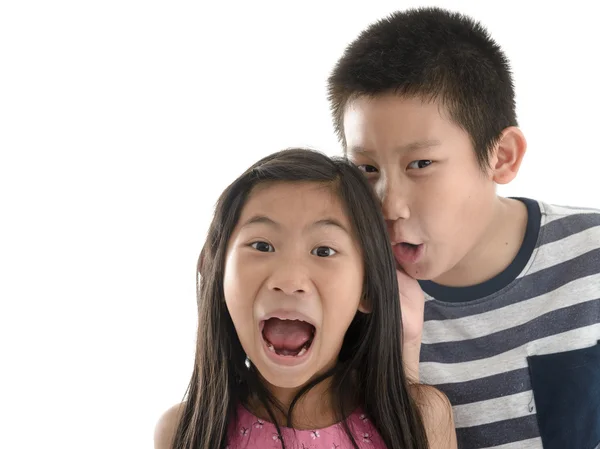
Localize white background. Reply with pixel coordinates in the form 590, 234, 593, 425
1, 1, 598, 448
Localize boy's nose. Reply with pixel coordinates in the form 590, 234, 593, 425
380, 178, 410, 221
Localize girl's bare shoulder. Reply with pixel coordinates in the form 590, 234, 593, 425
154, 402, 186, 449
410, 385, 457, 449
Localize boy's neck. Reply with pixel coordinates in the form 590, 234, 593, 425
432, 196, 529, 288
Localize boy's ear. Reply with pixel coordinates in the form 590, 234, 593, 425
489, 126, 527, 184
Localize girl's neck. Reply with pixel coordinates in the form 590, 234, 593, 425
248, 377, 344, 430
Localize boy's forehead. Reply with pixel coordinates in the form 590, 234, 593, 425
343, 95, 445, 140
344, 94, 449, 127
343, 95, 451, 149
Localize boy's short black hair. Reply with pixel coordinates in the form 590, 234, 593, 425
327, 7, 518, 169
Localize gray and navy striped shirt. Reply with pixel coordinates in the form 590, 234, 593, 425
418, 198, 600, 449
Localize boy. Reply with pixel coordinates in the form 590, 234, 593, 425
327, 7, 600, 449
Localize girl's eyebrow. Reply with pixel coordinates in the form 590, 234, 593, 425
240, 215, 279, 230
240, 215, 349, 234
311, 218, 349, 234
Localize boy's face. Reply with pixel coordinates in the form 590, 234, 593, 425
343, 94, 497, 282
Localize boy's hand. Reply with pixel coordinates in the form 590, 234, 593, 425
397, 268, 425, 383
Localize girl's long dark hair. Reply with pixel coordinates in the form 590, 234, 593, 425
171, 148, 429, 449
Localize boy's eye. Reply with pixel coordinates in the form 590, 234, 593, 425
357, 164, 379, 174
251, 241, 274, 252
407, 160, 433, 169
311, 246, 337, 257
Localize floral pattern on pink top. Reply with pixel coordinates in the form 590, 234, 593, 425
226, 404, 387, 449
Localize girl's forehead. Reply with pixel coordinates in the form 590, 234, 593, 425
236, 181, 354, 234
246, 181, 340, 213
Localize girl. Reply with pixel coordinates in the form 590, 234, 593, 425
155, 148, 456, 449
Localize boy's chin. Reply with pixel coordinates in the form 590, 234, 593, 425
397, 261, 434, 281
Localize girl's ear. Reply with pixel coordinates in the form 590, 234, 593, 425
358, 292, 372, 314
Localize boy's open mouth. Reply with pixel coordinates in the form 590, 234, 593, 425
401, 242, 419, 249
261, 317, 316, 357
393, 242, 425, 264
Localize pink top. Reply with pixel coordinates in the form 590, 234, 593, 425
226, 404, 387, 449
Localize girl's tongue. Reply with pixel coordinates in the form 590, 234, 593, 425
262, 318, 314, 356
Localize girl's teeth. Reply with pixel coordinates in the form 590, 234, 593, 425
265, 339, 311, 357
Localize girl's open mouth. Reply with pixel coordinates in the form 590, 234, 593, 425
260, 317, 316, 359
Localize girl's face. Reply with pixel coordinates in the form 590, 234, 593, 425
224, 181, 366, 391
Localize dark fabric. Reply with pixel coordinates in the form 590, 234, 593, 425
528, 342, 600, 449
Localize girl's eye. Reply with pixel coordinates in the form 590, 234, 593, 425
251, 241, 274, 252
311, 246, 337, 257
407, 160, 433, 170
357, 164, 379, 174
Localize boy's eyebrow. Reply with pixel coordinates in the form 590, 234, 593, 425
240, 216, 349, 233
349, 139, 441, 155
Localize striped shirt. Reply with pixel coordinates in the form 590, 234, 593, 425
418, 198, 600, 449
